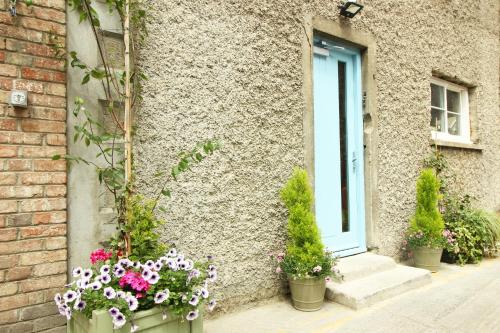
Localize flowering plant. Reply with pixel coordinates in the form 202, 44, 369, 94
55, 248, 217, 330
403, 229, 457, 252
270, 250, 341, 281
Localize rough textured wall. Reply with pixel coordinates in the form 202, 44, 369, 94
0, 1, 67, 331
136, 0, 500, 313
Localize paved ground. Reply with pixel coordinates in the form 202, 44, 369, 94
205, 257, 500, 333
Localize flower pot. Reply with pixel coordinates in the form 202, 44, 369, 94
288, 277, 326, 311
412, 247, 443, 272
68, 307, 202, 333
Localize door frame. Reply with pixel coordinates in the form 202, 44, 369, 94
302, 16, 380, 253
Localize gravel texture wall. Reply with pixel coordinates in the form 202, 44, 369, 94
135, 0, 500, 313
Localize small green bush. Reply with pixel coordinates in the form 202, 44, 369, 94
109, 195, 167, 261
443, 196, 500, 264
409, 168, 445, 242
281, 168, 323, 264
277, 168, 338, 279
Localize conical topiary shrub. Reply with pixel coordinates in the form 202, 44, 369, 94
410, 168, 444, 237
406, 168, 446, 271
273, 168, 340, 311
280, 168, 324, 273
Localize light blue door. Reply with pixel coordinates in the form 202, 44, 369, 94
313, 36, 366, 257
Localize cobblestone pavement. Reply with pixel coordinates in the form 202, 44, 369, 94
205, 258, 500, 333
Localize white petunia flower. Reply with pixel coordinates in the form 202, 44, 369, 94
126, 296, 139, 311
103, 287, 116, 299
167, 248, 177, 257
208, 299, 217, 312
184, 259, 194, 271
82, 268, 93, 281
188, 295, 199, 306
148, 272, 160, 284
63, 290, 78, 303
154, 291, 168, 304
100, 265, 110, 275
186, 310, 199, 321
118, 258, 131, 267
72, 267, 83, 277
142, 269, 152, 280
108, 307, 120, 317
112, 312, 126, 329
74, 300, 86, 311
200, 288, 209, 299
154, 261, 163, 271
90, 281, 102, 291
208, 271, 217, 282
114, 267, 126, 278
54, 293, 62, 306
100, 274, 111, 284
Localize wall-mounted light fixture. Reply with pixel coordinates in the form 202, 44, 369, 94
338, 1, 364, 18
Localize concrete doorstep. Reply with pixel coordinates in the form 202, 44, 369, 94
326, 253, 431, 309
205, 257, 500, 333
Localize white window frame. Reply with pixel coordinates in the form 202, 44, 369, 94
430, 77, 471, 144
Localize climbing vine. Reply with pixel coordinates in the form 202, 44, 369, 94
55, 1, 219, 256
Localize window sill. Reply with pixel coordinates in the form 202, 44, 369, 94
430, 139, 484, 151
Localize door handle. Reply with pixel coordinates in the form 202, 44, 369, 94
352, 152, 357, 172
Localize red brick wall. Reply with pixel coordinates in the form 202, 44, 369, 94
0, 1, 67, 332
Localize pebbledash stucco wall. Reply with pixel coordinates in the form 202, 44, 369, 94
134, 0, 500, 313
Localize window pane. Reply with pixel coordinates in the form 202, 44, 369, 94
431, 108, 445, 132
431, 84, 444, 108
338, 61, 350, 233
447, 90, 461, 113
447, 112, 461, 135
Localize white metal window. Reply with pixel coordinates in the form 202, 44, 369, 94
430, 78, 471, 143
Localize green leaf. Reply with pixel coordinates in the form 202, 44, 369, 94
82, 73, 90, 84
52, 155, 61, 160
90, 69, 107, 80
161, 190, 171, 197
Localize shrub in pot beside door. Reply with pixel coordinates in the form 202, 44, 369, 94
405, 169, 454, 272
274, 168, 340, 311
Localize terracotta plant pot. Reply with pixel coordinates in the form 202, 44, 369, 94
68, 307, 202, 333
413, 247, 443, 272
288, 277, 326, 311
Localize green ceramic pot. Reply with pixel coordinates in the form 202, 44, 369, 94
413, 246, 443, 272
67, 307, 202, 333
288, 277, 326, 311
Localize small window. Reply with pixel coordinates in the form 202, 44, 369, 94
430, 78, 471, 143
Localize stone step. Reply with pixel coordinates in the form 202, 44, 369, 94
336, 252, 397, 282
326, 265, 431, 310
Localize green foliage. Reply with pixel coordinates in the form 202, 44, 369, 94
409, 168, 444, 240
113, 195, 167, 262
442, 196, 500, 265
279, 168, 335, 278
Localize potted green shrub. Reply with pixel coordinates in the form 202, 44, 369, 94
405, 169, 449, 272
272, 168, 340, 311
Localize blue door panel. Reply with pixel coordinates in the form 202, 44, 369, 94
312, 37, 366, 256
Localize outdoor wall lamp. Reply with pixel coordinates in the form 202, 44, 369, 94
338, 1, 364, 18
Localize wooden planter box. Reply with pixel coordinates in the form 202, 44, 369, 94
68, 307, 203, 333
